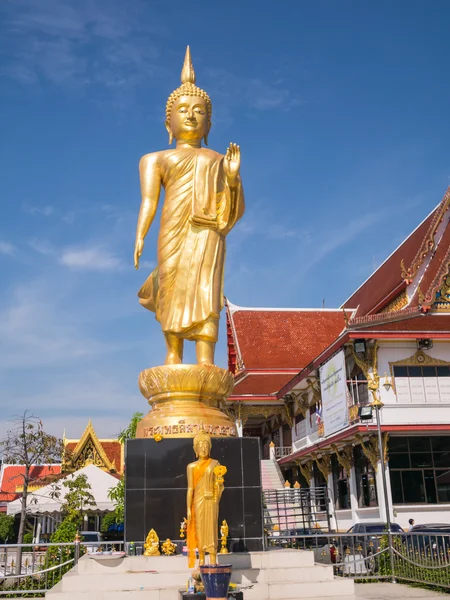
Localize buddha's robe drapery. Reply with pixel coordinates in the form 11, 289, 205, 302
138, 147, 245, 342
187, 457, 220, 568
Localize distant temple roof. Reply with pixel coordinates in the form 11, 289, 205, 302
0, 464, 62, 507
64, 420, 123, 475
226, 301, 351, 400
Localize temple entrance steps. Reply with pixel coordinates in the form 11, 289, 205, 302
45, 549, 355, 600
260, 459, 285, 490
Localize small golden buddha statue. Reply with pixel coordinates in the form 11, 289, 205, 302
143, 528, 161, 556
134, 46, 245, 366
186, 430, 225, 567
161, 538, 177, 556
219, 519, 229, 554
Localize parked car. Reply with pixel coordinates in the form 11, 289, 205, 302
340, 522, 404, 572
404, 523, 450, 557
80, 531, 103, 553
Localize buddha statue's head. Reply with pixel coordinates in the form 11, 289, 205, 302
166, 46, 212, 146
193, 429, 212, 459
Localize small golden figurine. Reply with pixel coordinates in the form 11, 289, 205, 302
161, 538, 177, 556
180, 517, 187, 539
186, 430, 225, 567
219, 520, 229, 554
143, 528, 161, 556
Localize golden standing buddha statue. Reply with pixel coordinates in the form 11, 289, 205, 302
186, 430, 225, 567
134, 47, 244, 439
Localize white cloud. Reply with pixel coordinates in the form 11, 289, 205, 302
24, 204, 54, 217
0, 0, 161, 105
0, 277, 120, 369
59, 246, 123, 271
0, 241, 16, 256
28, 238, 54, 255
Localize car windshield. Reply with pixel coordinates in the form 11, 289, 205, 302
365, 524, 402, 533
82, 534, 99, 542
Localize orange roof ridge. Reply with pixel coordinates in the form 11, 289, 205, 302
341, 200, 440, 312
421, 245, 450, 311
402, 187, 450, 285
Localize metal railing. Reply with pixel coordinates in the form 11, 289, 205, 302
263, 487, 331, 535
0, 541, 124, 597
265, 530, 450, 589
274, 446, 293, 459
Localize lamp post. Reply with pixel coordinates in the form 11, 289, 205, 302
370, 393, 396, 582
370, 396, 391, 530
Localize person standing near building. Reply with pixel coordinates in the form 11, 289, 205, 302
408, 518, 415, 531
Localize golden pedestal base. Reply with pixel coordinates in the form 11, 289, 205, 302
135, 364, 236, 439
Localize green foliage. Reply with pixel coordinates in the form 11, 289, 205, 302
107, 477, 124, 524
50, 517, 79, 543
60, 474, 96, 525
106, 412, 143, 526
118, 412, 143, 444
100, 511, 117, 533
0, 513, 15, 542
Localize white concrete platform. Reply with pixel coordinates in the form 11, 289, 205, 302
45, 549, 355, 600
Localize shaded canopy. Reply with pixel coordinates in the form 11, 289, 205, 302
6, 464, 119, 516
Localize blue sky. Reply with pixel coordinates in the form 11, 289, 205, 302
1, 0, 450, 440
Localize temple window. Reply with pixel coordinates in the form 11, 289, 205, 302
389, 436, 450, 504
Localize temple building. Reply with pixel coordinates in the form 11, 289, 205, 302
63, 420, 124, 475
0, 420, 123, 532
226, 186, 450, 530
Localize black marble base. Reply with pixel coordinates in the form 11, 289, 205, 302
125, 437, 263, 552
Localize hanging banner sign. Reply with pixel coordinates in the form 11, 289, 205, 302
319, 350, 348, 436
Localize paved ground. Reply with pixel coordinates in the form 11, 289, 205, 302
356, 583, 449, 599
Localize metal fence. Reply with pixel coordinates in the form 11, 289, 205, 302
266, 530, 450, 589
263, 487, 331, 533
0, 541, 124, 597
3, 532, 450, 595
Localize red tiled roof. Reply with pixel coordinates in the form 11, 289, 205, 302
227, 304, 348, 371
0, 465, 61, 503
233, 373, 297, 396
101, 442, 123, 470
343, 209, 436, 317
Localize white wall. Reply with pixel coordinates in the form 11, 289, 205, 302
378, 340, 450, 425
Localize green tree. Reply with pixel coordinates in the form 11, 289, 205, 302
118, 412, 143, 444
108, 478, 125, 523
0, 514, 15, 542
59, 473, 96, 526
107, 412, 143, 524
0, 411, 63, 573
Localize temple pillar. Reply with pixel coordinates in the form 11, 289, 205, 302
327, 472, 337, 531
348, 466, 359, 523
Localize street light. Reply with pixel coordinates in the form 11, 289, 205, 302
370, 395, 392, 531
382, 373, 392, 392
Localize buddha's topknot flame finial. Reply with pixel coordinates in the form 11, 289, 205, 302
181, 46, 196, 85
165, 46, 212, 122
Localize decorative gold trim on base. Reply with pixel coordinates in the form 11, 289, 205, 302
136, 364, 236, 438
